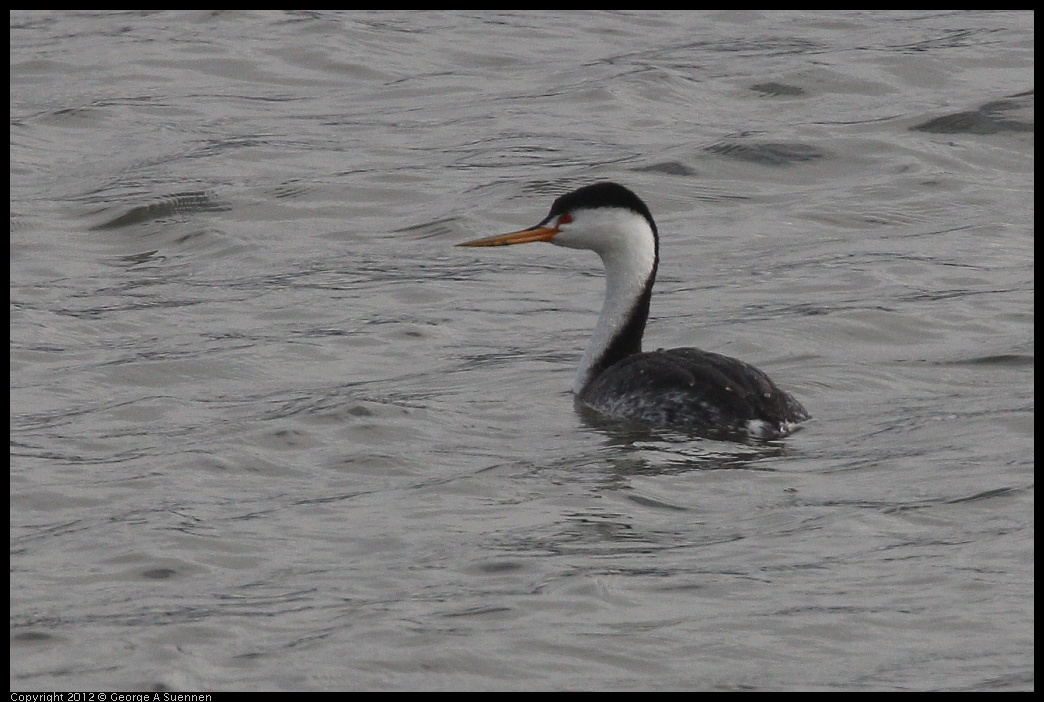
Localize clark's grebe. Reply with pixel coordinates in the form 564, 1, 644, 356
458, 182, 808, 438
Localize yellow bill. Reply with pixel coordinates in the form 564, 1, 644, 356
457, 225, 559, 247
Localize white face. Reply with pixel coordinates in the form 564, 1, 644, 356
549, 207, 656, 259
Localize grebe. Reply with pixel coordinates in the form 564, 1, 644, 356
458, 182, 808, 438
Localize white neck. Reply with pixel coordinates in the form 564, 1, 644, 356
550, 209, 658, 394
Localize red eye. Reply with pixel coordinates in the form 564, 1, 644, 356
558, 213, 573, 225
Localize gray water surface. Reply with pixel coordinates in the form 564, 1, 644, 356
10, 10, 1034, 691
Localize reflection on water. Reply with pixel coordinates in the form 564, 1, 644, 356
576, 399, 805, 465
913, 89, 1034, 134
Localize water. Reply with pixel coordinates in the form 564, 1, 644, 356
10, 10, 1033, 691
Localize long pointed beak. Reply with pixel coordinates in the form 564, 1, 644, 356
456, 225, 559, 247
